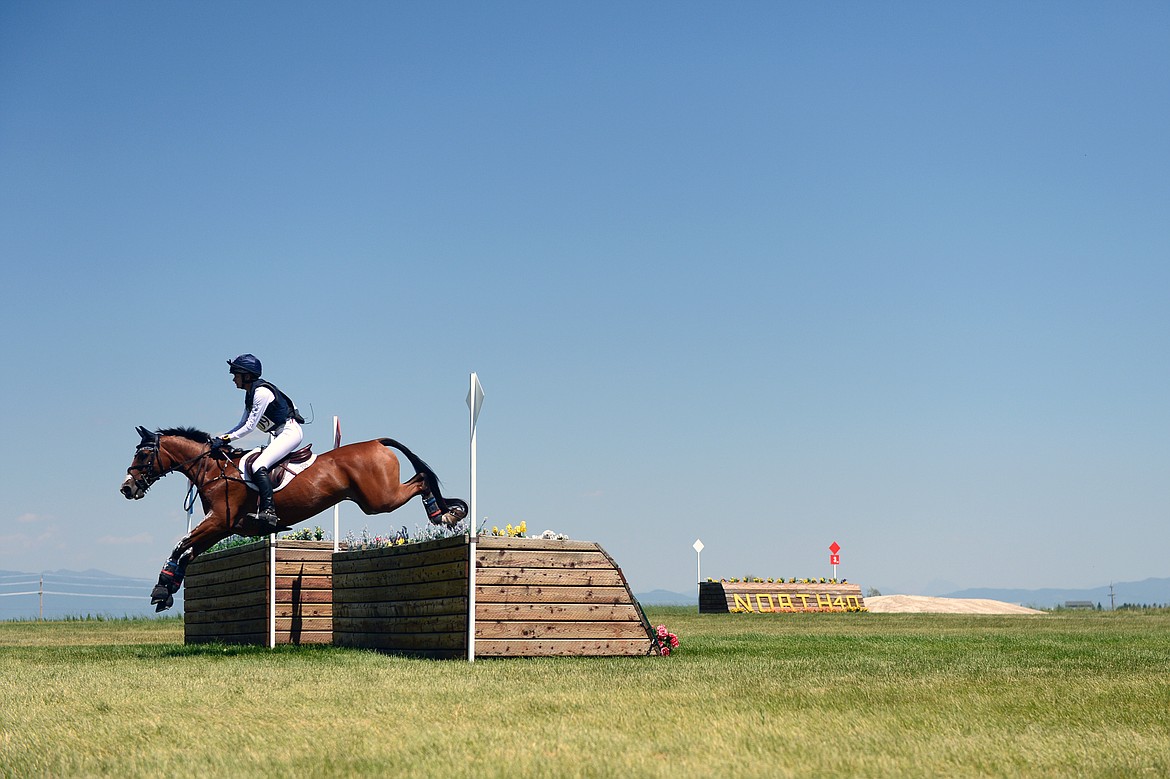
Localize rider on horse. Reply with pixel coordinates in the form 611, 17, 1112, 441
216, 354, 305, 530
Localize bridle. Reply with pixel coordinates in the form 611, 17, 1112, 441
126, 443, 166, 495
126, 438, 236, 496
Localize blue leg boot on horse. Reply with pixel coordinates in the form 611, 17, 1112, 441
151, 557, 187, 612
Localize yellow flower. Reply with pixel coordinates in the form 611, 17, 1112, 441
492, 526, 499, 536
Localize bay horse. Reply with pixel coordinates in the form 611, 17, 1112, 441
120, 426, 468, 611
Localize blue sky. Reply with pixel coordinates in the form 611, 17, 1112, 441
1, 2, 1167, 598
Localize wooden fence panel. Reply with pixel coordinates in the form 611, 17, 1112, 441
183, 539, 338, 645
188, 536, 657, 658
333, 536, 654, 658
332, 536, 470, 658
472, 538, 654, 657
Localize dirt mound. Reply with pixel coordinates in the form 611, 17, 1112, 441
866, 595, 1045, 615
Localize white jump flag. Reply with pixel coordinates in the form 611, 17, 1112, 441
693, 539, 704, 583
467, 374, 484, 535
466, 372, 484, 662
332, 416, 342, 552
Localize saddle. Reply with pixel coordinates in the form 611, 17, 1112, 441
240, 445, 316, 492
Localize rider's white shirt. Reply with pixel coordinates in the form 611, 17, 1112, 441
223, 385, 304, 471
225, 385, 277, 440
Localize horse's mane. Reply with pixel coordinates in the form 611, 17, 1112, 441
157, 427, 212, 444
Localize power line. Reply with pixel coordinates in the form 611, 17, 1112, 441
0, 572, 151, 584
40, 592, 145, 599
1, 579, 147, 591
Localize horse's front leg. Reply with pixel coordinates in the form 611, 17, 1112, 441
150, 516, 230, 612
151, 538, 190, 613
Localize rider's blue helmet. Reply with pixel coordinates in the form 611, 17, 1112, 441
227, 354, 262, 377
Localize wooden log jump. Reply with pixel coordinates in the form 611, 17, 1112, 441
699, 580, 867, 613
333, 536, 656, 658
183, 539, 336, 645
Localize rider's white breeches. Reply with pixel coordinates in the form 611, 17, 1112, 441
254, 420, 304, 471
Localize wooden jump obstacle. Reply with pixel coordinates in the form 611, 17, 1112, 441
332, 536, 656, 658
699, 580, 867, 613
183, 539, 336, 645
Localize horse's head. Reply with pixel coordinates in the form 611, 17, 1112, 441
120, 426, 163, 500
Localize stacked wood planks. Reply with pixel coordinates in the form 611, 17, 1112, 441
332, 536, 469, 658
183, 539, 336, 645
332, 536, 655, 658
475, 537, 654, 657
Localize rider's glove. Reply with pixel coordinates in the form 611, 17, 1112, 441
209, 436, 230, 452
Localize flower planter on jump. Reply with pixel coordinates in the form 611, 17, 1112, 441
332, 535, 656, 658
699, 580, 867, 613
183, 539, 337, 645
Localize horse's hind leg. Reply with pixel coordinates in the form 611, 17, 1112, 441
352, 480, 426, 517
337, 442, 461, 525
372, 473, 463, 526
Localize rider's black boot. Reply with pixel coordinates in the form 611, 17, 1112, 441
249, 466, 280, 531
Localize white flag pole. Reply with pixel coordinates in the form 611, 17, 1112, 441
693, 539, 705, 614
466, 372, 484, 663
269, 533, 277, 648
332, 416, 341, 552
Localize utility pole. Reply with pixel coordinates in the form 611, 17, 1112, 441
1109, 582, 1116, 611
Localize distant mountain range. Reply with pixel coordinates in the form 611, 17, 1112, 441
636, 578, 1170, 610
0, 568, 183, 621
940, 578, 1170, 609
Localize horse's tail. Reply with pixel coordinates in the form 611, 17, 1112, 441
378, 438, 469, 519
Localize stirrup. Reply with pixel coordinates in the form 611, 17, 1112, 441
249, 509, 280, 530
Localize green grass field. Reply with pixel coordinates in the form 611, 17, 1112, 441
2, 608, 1169, 778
